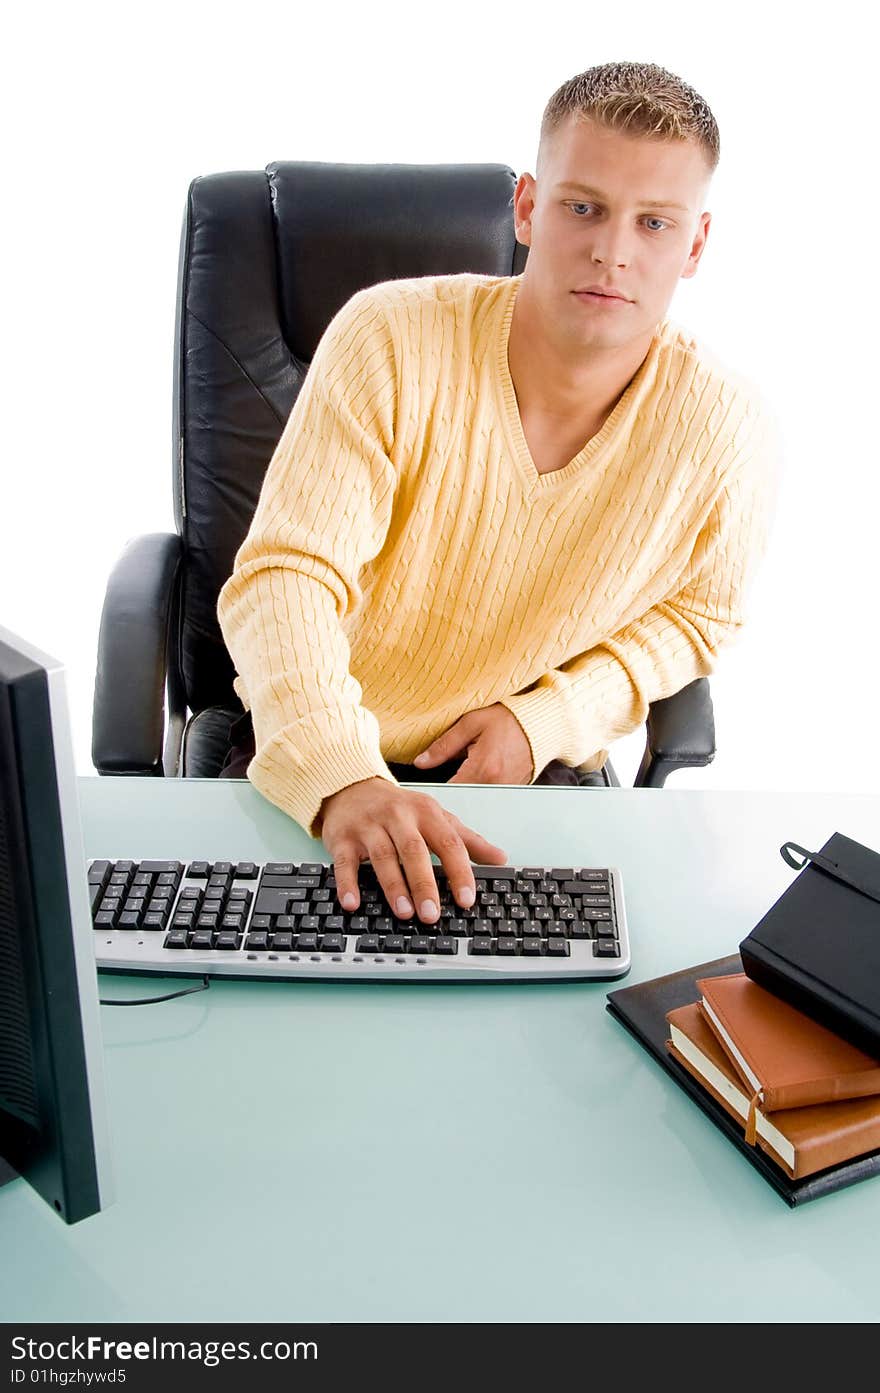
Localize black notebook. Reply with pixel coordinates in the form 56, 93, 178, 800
740, 832, 880, 1058
606, 953, 880, 1206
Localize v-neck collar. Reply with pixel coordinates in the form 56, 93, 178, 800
493, 274, 660, 493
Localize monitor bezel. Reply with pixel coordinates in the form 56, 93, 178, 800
0, 625, 113, 1223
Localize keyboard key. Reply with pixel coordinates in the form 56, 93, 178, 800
89, 883, 104, 913
164, 930, 189, 949
118, 911, 142, 929
295, 933, 318, 951
546, 938, 570, 956
469, 937, 494, 955
235, 862, 258, 878
594, 923, 617, 938
409, 936, 433, 953
433, 937, 457, 954
355, 935, 380, 953
496, 937, 519, 955
215, 932, 242, 950
212, 862, 233, 876
143, 913, 167, 930
245, 932, 269, 951
94, 911, 117, 929
522, 937, 543, 955
189, 931, 215, 949
88, 860, 112, 884
382, 935, 406, 952
264, 862, 294, 875
299, 863, 325, 876
139, 861, 183, 875
270, 932, 294, 950
187, 862, 211, 878
320, 934, 345, 952
594, 940, 620, 957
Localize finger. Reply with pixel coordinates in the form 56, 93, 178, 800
391, 829, 447, 924
453, 818, 509, 865
365, 829, 439, 925
445, 756, 484, 785
330, 844, 364, 912
414, 717, 472, 767
426, 815, 482, 908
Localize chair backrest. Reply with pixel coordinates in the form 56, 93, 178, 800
172, 161, 527, 716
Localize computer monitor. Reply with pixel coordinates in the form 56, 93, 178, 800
0, 624, 113, 1224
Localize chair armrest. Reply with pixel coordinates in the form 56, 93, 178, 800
635, 677, 716, 788
92, 533, 184, 775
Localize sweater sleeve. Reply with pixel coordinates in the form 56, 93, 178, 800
499, 405, 781, 778
216, 289, 401, 841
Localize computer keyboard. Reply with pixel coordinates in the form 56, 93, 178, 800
87, 857, 631, 981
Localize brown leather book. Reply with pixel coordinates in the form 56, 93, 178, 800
696, 972, 880, 1112
666, 1003, 880, 1180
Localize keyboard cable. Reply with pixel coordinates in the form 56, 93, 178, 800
99, 975, 211, 1007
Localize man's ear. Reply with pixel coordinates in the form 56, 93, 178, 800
681, 210, 711, 281
512, 173, 537, 247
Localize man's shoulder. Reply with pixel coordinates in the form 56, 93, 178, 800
657, 317, 774, 427
348, 271, 512, 320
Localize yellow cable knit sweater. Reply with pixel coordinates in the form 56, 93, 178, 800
217, 272, 778, 840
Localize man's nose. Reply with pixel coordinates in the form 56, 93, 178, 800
589, 220, 632, 268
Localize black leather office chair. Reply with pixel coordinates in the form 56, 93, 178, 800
92, 161, 715, 790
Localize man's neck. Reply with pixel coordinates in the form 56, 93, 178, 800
508, 280, 656, 424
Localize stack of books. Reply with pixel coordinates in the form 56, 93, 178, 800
666, 972, 880, 1181
608, 831, 880, 1203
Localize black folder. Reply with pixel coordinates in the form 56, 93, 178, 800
738, 832, 880, 1058
606, 953, 880, 1206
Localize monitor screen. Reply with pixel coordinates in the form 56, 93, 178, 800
0, 624, 113, 1224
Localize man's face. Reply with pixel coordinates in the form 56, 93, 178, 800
513, 114, 712, 352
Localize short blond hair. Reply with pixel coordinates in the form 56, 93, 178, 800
539, 61, 720, 179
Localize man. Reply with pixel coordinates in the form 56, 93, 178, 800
217, 61, 778, 932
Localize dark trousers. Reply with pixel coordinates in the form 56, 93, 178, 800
218, 711, 586, 787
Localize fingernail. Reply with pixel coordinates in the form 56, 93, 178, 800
396, 896, 414, 915
420, 899, 439, 921
457, 886, 475, 907
341, 892, 357, 910
414, 753, 428, 765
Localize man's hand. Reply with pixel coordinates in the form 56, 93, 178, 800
413, 703, 534, 784
320, 778, 508, 925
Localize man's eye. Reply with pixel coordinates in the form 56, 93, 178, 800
568, 203, 593, 216
644, 217, 668, 231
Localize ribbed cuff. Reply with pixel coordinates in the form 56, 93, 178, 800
498, 689, 575, 781
246, 723, 399, 841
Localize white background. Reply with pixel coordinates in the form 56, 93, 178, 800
3, 0, 877, 790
